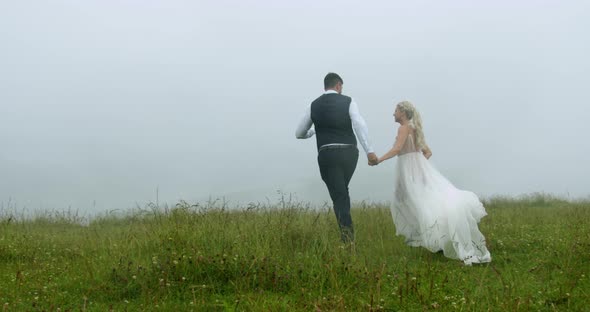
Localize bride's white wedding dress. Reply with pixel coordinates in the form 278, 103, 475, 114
391, 132, 491, 265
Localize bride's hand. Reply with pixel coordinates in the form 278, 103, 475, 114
368, 159, 379, 166
367, 153, 379, 166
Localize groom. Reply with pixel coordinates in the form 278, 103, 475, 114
296, 73, 378, 243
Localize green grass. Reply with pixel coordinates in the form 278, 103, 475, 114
0, 195, 589, 311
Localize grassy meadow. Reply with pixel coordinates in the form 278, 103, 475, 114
0, 195, 589, 311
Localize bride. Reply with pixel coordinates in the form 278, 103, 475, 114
375, 101, 491, 265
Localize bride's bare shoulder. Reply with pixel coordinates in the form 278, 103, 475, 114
398, 124, 411, 134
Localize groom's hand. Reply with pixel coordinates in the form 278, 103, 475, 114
367, 153, 378, 166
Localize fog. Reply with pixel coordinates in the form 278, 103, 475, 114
1, 0, 589, 213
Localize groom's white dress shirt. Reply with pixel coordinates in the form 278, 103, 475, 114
295, 90, 374, 154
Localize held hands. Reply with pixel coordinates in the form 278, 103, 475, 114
367, 153, 379, 166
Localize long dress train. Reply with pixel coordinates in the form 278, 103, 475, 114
390, 133, 491, 265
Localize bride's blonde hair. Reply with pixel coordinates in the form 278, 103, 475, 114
397, 101, 426, 149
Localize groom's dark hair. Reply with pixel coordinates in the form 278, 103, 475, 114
324, 73, 343, 89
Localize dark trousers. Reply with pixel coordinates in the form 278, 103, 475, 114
317, 147, 359, 243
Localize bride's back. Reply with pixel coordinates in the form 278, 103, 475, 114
400, 127, 421, 155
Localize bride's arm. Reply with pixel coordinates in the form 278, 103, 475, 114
422, 145, 432, 159
378, 125, 410, 163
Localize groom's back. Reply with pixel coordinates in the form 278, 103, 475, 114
311, 93, 356, 150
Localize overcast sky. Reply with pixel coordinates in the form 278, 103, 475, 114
1, 0, 589, 213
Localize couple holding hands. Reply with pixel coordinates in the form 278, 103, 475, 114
296, 73, 491, 265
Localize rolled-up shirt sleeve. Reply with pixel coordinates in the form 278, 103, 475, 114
295, 104, 315, 139
349, 98, 374, 154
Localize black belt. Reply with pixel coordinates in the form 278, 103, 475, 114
318, 144, 357, 152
